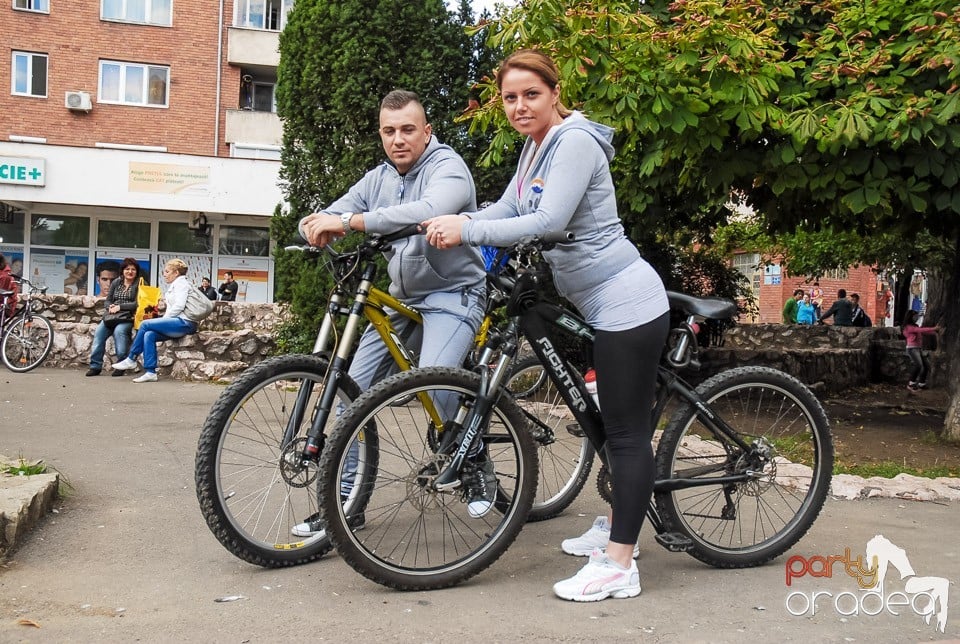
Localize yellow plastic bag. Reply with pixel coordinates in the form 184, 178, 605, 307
134, 278, 162, 329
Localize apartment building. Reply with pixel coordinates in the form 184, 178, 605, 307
0, 0, 291, 302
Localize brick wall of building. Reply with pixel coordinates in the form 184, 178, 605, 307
2, 3, 224, 157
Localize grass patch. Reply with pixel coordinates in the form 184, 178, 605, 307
833, 461, 960, 479
2, 457, 47, 477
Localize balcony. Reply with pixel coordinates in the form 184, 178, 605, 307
227, 27, 280, 68
225, 109, 283, 147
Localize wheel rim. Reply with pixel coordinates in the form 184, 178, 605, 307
212, 370, 354, 551
665, 381, 828, 555
510, 366, 591, 512
3, 316, 52, 371
328, 382, 530, 576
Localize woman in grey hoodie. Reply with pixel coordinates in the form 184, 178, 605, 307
424, 49, 670, 602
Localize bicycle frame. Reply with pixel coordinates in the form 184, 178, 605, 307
437, 255, 756, 536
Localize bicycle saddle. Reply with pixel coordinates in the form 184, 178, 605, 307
667, 291, 737, 320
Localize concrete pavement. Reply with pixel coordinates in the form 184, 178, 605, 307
0, 368, 958, 642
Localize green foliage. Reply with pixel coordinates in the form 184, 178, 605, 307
471, 0, 960, 269
274, 0, 498, 335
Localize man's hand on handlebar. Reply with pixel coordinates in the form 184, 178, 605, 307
301, 212, 347, 248
422, 214, 468, 249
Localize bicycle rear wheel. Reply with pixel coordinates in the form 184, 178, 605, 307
654, 366, 833, 568
506, 356, 594, 521
1, 313, 54, 373
195, 354, 361, 567
319, 367, 538, 590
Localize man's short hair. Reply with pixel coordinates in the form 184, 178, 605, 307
96, 260, 122, 277
381, 89, 422, 113
225, 271, 233, 279
850, 293, 860, 301
794, 289, 804, 297
838, 288, 847, 298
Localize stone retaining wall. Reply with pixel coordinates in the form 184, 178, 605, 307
35, 295, 282, 381
29, 296, 945, 389
699, 324, 945, 393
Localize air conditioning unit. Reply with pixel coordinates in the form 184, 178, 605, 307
65, 91, 92, 112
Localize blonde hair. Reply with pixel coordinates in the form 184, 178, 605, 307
496, 49, 572, 118
165, 259, 188, 276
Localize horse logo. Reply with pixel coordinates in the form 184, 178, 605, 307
865, 534, 949, 633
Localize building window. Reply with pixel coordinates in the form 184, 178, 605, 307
158, 222, 212, 254
31, 215, 90, 247
732, 252, 762, 293
97, 220, 151, 249
101, 0, 172, 26
219, 226, 269, 257
230, 143, 281, 160
14, 0, 49, 12
11, 51, 47, 98
99, 60, 169, 107
252, 82, 275, 112
236, 0, 293, 31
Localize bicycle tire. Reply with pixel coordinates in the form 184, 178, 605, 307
1, 313, 54, 373
506, 355, 594, 521
654, 366, 833, 568
319, 366, 538, 590
195, 354, 363, 567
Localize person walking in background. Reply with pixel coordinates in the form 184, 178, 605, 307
0, 254, 18, 317
782, 289, 804, 324
422, 49, 669, 603
809, 281, 824, 319
200, 277, 218, 301
819, 288, 854, 326
86, 258, 140, 377
902, 310, 939, 391
112, 259, 201, 383
849, 293, 872, 327
217, 271, 238, 302
796, 293, 816, 325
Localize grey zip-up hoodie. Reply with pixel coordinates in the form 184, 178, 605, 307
312, 136, 484, 300
461, 112, 640, 299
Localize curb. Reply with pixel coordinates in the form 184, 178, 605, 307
0, 460, 60, 559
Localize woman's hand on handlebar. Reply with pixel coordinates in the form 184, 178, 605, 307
301, 212, 346, 248
422, 214, 468, 249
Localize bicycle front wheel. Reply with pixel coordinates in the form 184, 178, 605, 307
319, 367, 538, 590
195, 354, 361, 567
1, 314, 54, 373
654, 366, 833, 568
506, 356, 594, 521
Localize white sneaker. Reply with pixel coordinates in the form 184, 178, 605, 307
113, 357, 138, 371
561, 516, 640, 558
553, 548, 641, 602
132, 372, 158, 383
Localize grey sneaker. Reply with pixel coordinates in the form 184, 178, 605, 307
466, 459, 497, 519
290, 510, 365, 538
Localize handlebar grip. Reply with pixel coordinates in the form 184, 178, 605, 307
542, 230, 575, 244
381, 223, 423, 243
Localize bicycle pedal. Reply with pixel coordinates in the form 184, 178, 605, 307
655, 532, 694, 552
565, 423, 585, 438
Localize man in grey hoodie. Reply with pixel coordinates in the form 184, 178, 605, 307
295, 90, 488, 535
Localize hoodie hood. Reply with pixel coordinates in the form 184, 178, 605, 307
557, 112, 615, 162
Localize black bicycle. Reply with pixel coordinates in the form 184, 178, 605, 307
317, 233, 834, 590
1, 277, 54, 373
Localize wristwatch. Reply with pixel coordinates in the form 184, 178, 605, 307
340, 212, 352, 234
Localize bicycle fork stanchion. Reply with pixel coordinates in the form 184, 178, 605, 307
432, 320, 520, 491
300, 274, 376, 463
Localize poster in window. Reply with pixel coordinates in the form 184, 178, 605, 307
0, 246, 24, 278
93, 253, 152, 296
215, 257, 269, 303
158, 254, 212, 294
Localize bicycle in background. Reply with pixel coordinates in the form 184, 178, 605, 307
1, 277, 54, 373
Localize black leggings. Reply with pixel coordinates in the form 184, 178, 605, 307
593, 311, 670, 545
